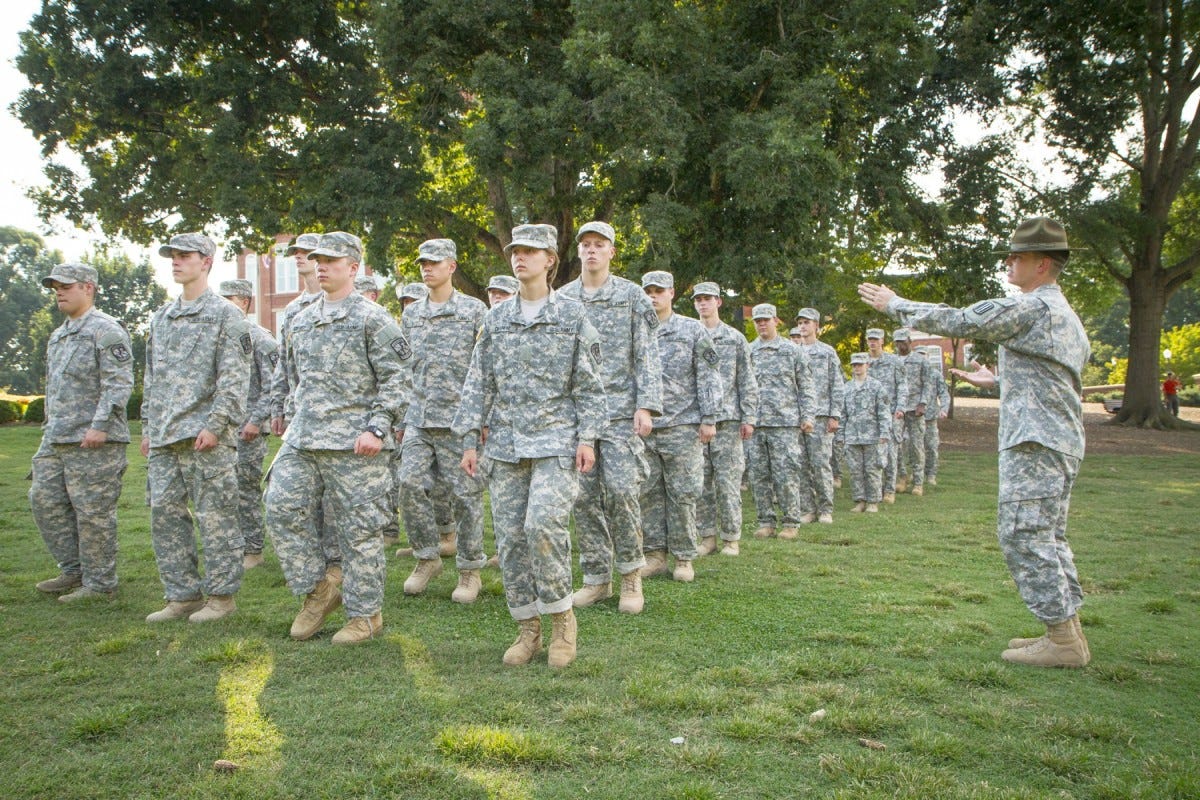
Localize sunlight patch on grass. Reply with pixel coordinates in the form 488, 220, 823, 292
388, 632, 452, 710
215, 644, 282, 770
435, 725, 567, 768
459, 766, 534, 800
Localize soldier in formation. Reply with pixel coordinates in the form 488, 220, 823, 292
865, 328, 906, 504
840, 352, 890, 512
792, 308, 843, 524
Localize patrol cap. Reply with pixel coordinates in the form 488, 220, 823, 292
354, 275, 379, 293
158, 232, 216, 258
218, 279, 253, 298
789, 326, 804, 337
41, 262, 98, 288
504, 224, 558, 254
642, 271, 674, 289
397, 282, 428, 301
487, 274, 520, 294
691, 281, 720, 298
892, 328, 912, 342
751, 303, 777, 320
416, 238, 457, 263
995, 216, 1071, 255
865, 327, 885, 339
795, 307, 820, 321
285, 232, 322, 256
576, 221, 616, 244
307, 231, 362, 262
850, 352, 870, 365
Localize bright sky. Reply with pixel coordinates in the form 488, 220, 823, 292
1, 1, 239, 289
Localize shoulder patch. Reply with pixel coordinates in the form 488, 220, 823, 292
391, 336, 412, 360
109, 343, 131, 363
589, 340, 602, 365
268, 351, 279, 368
967, 297, 1017, 320
240, 332, 253, 355
644, 309, 660, 329
702, 345, 719, 367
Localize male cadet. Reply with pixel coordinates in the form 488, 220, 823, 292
142, 233, 251, 623
840, 352, 891, 512
792, 308, 844, 524
892, 328, 934, 496
860, 216, 1091, 668
921, 346, 950, 486
266, 231, 409, 644
30, 263, 133, 602
640, 271, 721, 583
691, 282, 758, 557
559, 221, 662, 612
218, 280, 278, 570
486, 274, 519, 307
865, 327, 907, 504
397, 238, 489, 604
355, 275, 380, 302
747, 304, 816, 539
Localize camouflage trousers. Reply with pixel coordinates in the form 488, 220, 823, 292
236, 433, 268, 553
997, 443, 1083, 624
798, 418, 836, 516
641, 425, 702, 559
831, 431, 846, 479
747, 426, 802, 527
900, 412, 926, 486
846, 442, 884, 503
575, 419, 648, 585
698, 421, 745, 542
265, 444, 390, 617
147, 441, 243, 601
30, 441, 127, 592
923, 418, 941, 481
385, 447, 456, 541
882, 417, 902, 494
486, 456, 578, 620
397, 427, 485, 569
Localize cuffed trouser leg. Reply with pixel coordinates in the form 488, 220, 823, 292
700, 421, 745, 542
576, 427, 647, 585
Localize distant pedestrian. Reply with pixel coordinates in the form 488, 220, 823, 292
1163, 372, 1182, 417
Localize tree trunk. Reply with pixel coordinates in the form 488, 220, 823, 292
1112, 259, 1179, 428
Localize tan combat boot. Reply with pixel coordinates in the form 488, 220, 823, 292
503, 617, 542, 666
395, 546, 416, 558
146, 598, 205, 622
818, 513, 833, 524
242, 552, 264, 570
1001, 617, 1089, 668
36, 573, 82, 593
290, 576, 343, 640
832, 477, 842, 488
58, 587, 115, 603
618, 569, 644, 614
403, 558, 443, 595
926, 476, 938, 487
642, 550, 669, 578
673, 559, 695, 583
753, 525, 775, 539
864, 503, 879, 513
799, 512, 817, 525
883, 492, 896, 504
1011, 617, 1090, 660
851, 501, 866, 513
189, 594, 237, 623
911, 484, 924, 497
696, 535, 718, 556
548, 609, 578, 668
332, 613, 383, 645
573, 581, 612, 608
325, 563, 343, 585
438, 531, 458, 557
720, 540, 740, 556
777, 527, 798, 540
895, 475, 909, 493
451, 569, 482, 604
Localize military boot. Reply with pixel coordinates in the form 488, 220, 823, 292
864, 503, 879, 513
189, 595, 237, 623
895, 475, 909, 493
642, 549, 669, 578
753, 525, 775, 539
332, 613, 383, 645
573, 581, 612, 608
290, 576, 343, 640
832, 477, 842, 488
325, 563, 343, 585
242, 552, 264, 570
720, 540, 740, 556
883, 492, 896, 504
799, 512, 817, 525
146, 598, 205, 622
58, 586, 115, 603
851, 501, 867, 513
818, 513, 833, 524
403, 558, 443, 595
618, 569, 644, 614
36, 573, 82, 594
503, 617, 542, 666
451, 569, 482, 604
395, 546, 416, 558
777, 527, 798, 540
438, 531, 458, 557
696, 535, 718, 556
548, 609, 578, 668
911, 484, 924, 497
673, 559, 694, 583
1001, 617, 1089, 668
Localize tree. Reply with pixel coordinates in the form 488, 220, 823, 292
0, 227, 60, 393
946, 0, 1200, 428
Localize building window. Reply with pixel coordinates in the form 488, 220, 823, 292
276, 254, 299, 294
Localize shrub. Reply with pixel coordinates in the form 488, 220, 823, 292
1178, 386, 1200, 408
951, 383, 999, 399
126, 388, 143, 420
0, 399, 21, 424
23, 396, 46, 424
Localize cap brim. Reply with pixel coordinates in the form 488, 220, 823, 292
991, 244, 1073, 254
42, 276, 78, 287
504, 238, 556, 254
307, 248, 358, 260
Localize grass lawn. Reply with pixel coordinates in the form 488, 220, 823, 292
0, 422, 1197, 799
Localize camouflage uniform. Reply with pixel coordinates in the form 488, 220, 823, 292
30, 293, 133, 593
236, 314, 278, 555
452, 291, 606, 619
897, 334, 935, 489
887, 284, 1089, 623
866, 347, 907, 494
841, 374, 891, 503
795, 338, 844, 517
396, 289, 488, 570
143, 288, 251, 601
559, 274, 662, 584
696, 319, 758, 543
265, 289, 410, 618
924, 350, 950, 482
748, 336, 816, 528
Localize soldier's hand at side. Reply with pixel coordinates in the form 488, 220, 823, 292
826, 418, 839, 434
740, 423, 755, 440
140, 436, 150, 457
801, 420, 815, 434
576, 443, 596, 473
194, 429, 218, 451
915, 403, 926, 418
939, 410, 948, 419
698, 423, 716, 444
80, 428, 108, 449
857, 282, 897, 311
271, 416, 287, 436
480, 426, 489, 445
354, 430, 382, 456
633, 408, 653, 437
241, 422, 260, 441
894, 410, 905, 420
461, 448, 478, 477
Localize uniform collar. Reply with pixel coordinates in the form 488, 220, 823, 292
166, 287, 217, 318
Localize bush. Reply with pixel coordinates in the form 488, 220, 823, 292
126, 387, 143, 420
951, 383, 999, 399
1178, 386, 1200, 407
0, 399, 21, 424
23, 396, 45, 424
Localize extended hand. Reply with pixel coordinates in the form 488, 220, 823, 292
949, 361, 997, 390
857, 282, 898, 311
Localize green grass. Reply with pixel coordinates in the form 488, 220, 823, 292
1, 422, 1198, 799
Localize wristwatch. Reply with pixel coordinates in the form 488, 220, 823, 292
364, 425, 386, 440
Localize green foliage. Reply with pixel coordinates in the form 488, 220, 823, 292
0, 226, 59, 393
0, 400, 21, 424
22, 396, 45, 424
1161, 323, 1200, 384
126, 387, 143, 421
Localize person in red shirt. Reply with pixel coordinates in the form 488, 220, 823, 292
1163, 372, 1183, 416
